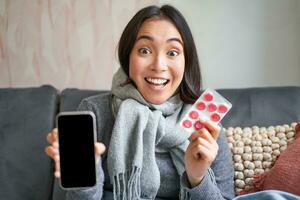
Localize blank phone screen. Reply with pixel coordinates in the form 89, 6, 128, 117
57, 113, 96, 188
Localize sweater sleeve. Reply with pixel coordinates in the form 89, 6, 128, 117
65, 99, 106, 200
180, 129, 235, 200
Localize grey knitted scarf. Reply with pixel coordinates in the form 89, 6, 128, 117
108, 68, 192, 200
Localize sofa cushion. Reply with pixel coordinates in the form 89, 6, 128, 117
239, 123, 300, 196
0, 85, 58, 200
218, 86, 300, 127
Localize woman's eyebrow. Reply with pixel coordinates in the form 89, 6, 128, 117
136, 35, 182, 44
167, 38, 183, 46
136, 35, 153, 42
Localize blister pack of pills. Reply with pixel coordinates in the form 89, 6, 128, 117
180, 88, 232, 133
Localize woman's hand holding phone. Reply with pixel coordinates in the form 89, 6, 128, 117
45, 128, 106, 178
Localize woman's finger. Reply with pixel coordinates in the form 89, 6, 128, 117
198, 128, 215, 144
95, 142, 106, 156
54, 171, 60, 178
52, 141, 59, 148
47, 128, 58, 144
191, 143, 211, 160
192, 136, 212, 150
189, 132, 199, 142
198, 119, 220, 140
45, 146, 58, 160
190, 128, 215, 144
190, 142, 217, 163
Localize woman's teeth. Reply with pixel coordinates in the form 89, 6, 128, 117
146, 78, 168, 85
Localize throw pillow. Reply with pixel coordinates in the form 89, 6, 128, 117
238, 123, 300, 196
224, 122, 298, 194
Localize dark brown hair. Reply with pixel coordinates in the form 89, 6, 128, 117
118, 5, 202, 103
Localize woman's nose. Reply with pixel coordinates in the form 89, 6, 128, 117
151, 54, 167, 72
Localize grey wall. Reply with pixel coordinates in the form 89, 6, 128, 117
161, 0, 300, 89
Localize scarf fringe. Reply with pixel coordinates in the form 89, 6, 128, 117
113, 166, 141, 200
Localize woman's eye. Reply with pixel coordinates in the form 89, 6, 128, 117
167, 50, 179, 57
138, 48, 151, 55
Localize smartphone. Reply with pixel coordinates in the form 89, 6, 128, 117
56, 111, 97, 189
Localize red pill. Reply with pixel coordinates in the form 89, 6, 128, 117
183, 120, 192, 128
189, 111, 199, 119
196, 102, 206, 110
207, 103, 217, 112
194, 121, 204, 130
218, 104, 228, 113
211, 113, 221, 122
203, 92, 213, 102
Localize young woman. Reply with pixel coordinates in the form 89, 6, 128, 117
46, 5, 235, 200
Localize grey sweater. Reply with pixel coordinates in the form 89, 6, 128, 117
66, 93, 235, 200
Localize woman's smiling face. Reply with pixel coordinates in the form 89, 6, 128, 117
129, 18, 185, 105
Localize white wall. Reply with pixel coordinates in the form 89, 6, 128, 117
1, 0, 299, 90
161, 0, 300, 89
